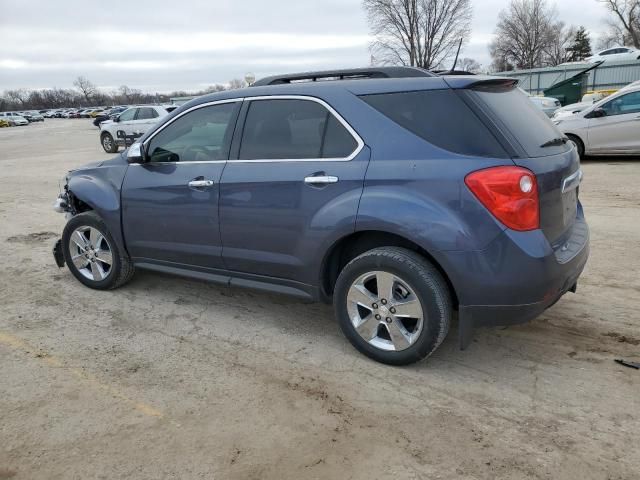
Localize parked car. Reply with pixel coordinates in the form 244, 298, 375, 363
519, 88, 561, 117
552, 92, 608, 120
0, 112, 29, 126
554, 81, 640, 157
98, 105, 168, 153
93, 107, 128, 127
21, 111, 45, 122
586, 46, 640, 63
52, 67, 589, 365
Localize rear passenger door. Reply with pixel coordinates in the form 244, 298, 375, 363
219, 96, 369, 286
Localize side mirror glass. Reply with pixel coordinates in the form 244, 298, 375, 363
126, 143, 144, 164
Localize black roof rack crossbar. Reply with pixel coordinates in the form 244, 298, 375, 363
251, 66, 435, 86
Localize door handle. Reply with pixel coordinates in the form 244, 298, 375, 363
188, 179, 214, 188
304, 175, 339, 185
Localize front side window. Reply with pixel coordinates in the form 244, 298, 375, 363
118, 108, 137, 121
146, 102, 238, 163
601, 91, 640, 116
239, 99, 358, 160
136, 107, 159, 120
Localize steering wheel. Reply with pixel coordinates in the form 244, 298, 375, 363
182, 145, 210, 162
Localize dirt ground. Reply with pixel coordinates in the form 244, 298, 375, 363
0, 120, 638, 480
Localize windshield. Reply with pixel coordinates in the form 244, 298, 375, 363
472, 86, 570, 158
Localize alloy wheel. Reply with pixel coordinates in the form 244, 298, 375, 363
346, 271, 424, 352
68, 226, 113, 281
102, 135, 113, 151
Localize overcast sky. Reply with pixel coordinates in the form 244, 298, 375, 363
0, 0, 612, 93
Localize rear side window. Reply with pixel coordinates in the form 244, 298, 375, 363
136, 107, 159, 120
472, 87, 571, 157
360, 90, 508, 158
239, 99, 358, 160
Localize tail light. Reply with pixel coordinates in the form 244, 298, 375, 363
465, 166, 539, 231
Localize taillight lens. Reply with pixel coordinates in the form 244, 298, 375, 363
465, 166, 539, 231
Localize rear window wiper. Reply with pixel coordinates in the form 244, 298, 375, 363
540, 137, 569, 148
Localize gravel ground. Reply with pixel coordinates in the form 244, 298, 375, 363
0, 120, 639, 480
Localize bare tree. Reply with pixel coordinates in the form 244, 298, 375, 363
73, 76, 97, 104
363, 0, 472, 70
118, 85, 143, 104
490, 0, 558, 69
228, 78, 247, 90
598, 0, 640, 48
5, 89, 30, 107
543, 22, 577, 65
458, 57, 481, 72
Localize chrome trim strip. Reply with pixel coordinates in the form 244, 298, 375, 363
562, 169, 583, 193
129, 160, 226, 166
139, 94, 365, 165
229, 95, 364, 163
142, 98, 243, 154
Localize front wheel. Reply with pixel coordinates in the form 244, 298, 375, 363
101, 132, 118, 153
334, 247, 452, 365
62, 211, 134, 290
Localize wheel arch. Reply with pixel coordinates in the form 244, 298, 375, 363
564, 132, 585, 154
320, 230, 459, 309
67, 174, 127, 253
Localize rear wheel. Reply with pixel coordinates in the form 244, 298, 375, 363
101, 132, 118, 153
62, 211, 134, 290
566, 134, 584, 159
334, 247, 452, 365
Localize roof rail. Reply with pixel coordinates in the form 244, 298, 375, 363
251, 66, 435, 86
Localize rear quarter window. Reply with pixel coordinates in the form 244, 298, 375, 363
359, 90, 509, 158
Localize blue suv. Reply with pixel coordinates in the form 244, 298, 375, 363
52, 67, 589, 365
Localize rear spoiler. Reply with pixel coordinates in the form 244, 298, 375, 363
442, 77, 519, 91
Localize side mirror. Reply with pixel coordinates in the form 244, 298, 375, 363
586, 108, 606, 119
126, 143, 145, 164
113, 115, 120, 123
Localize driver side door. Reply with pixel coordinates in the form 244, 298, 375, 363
587, 91, 640, 154
121, 100, 241, 270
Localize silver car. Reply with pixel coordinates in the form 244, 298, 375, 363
0, 112, 29, 126
554, 83, 640, 157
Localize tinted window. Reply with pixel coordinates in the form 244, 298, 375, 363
239, 99, 357, 159
147, 102, 238, 163
360, 90, 508, 158
118, 108, 137, 121
322, 114, 358, 158
601, 91, 640, 116
136, 107, 159, 120
472, 87, 570, 157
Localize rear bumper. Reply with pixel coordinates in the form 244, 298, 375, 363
441, 205, 589, 348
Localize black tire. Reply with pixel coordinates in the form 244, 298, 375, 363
334, 247, 452, 365
62, 211, 135, 290
567, 134, 584, 159
101, 132, 118, 153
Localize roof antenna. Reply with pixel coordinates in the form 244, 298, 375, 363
451, 38, 463, 72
